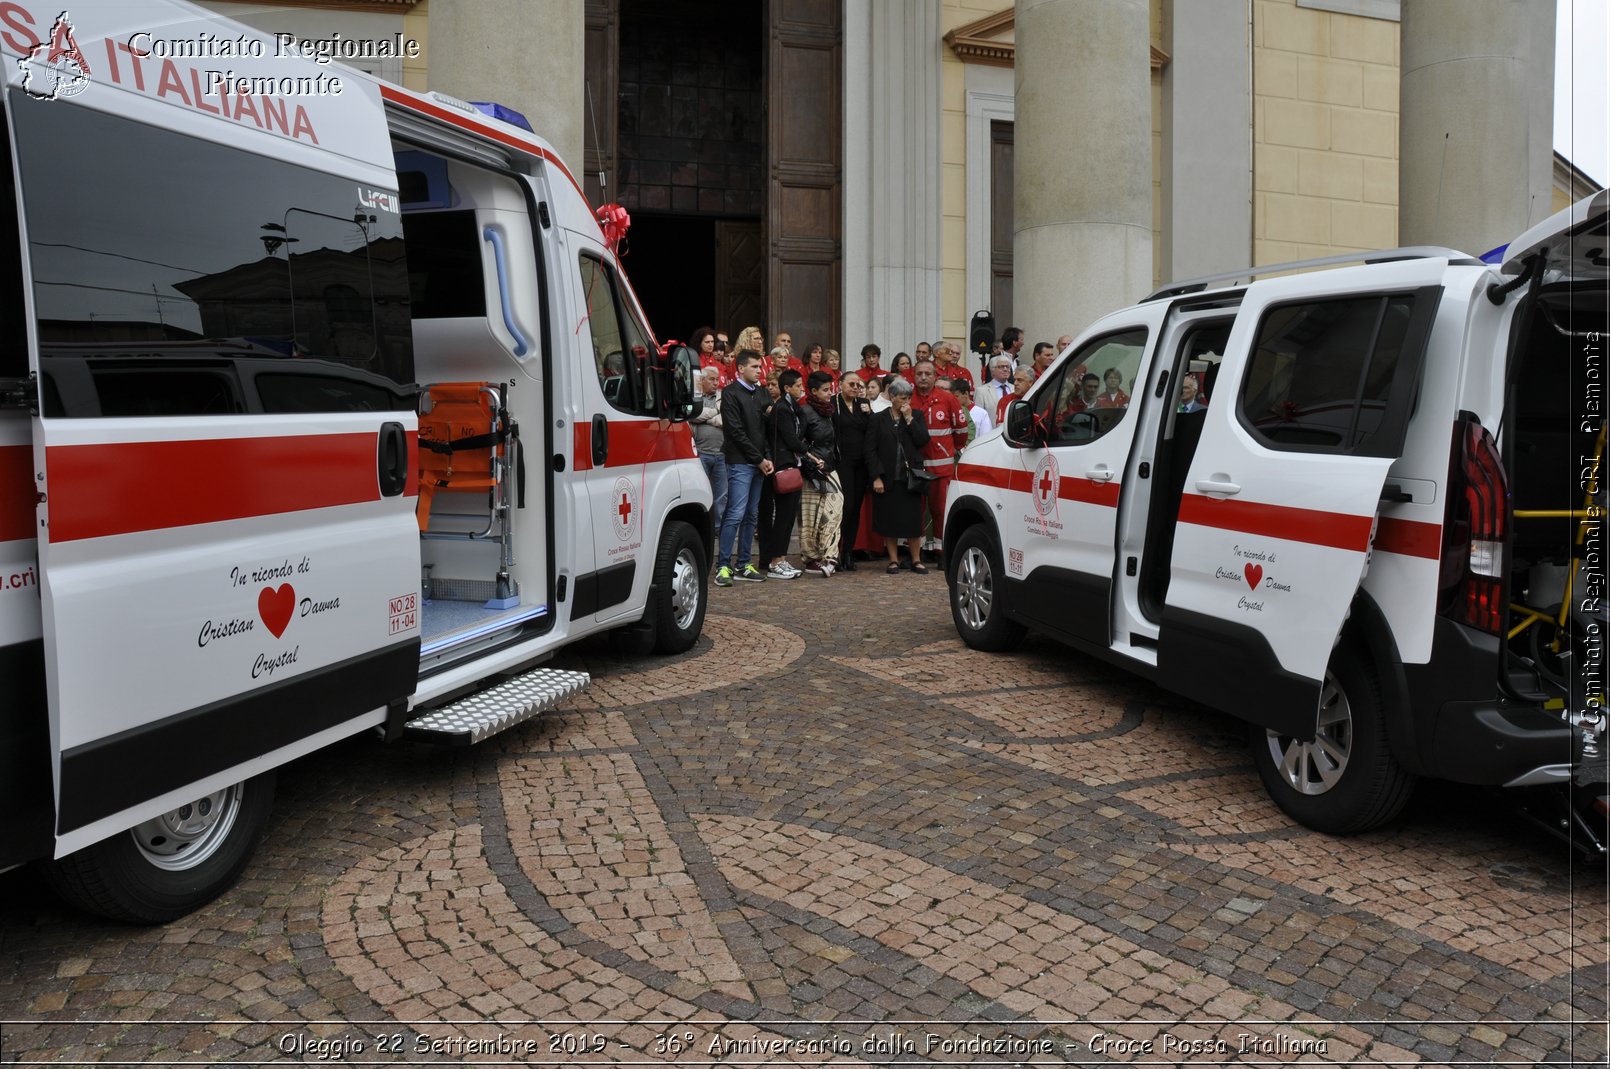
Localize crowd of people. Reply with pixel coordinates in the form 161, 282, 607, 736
684, 324, 1212, 585
688, 324, 1070, 584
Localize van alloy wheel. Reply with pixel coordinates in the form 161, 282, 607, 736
947, 526, 1026, 651
1263, 670, 1352, 795
955, 545, 995, 632
1249, 643, 1414, 834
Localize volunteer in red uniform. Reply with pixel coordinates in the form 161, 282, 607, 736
934, 340, 974, 392
910, 357, 963, 552
854, 343, 885, 384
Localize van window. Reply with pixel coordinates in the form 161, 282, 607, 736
579, 255, 656, 415
1034, 329, 1147, 445
8, 89, 414, 411
1238, 294, 1417, 453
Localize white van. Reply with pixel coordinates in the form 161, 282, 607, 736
945, 193, 1608, 842
0, 0, 712, 920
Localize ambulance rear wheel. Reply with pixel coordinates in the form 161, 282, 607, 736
949, 526, 1026, 652
652, 520, 707, 654
45, 771, 276, 924
1250, 645, 1414, 834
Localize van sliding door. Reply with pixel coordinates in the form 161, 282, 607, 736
1158, 259, 1443, 739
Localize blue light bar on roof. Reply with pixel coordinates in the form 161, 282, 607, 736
470, 102, 534, 132
1480, 244, 1508, 264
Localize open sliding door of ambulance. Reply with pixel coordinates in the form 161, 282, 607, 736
9, 81, 422, 855
1157, 258, 1444, 739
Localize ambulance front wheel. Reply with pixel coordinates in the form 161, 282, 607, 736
1250, 644, 1415, 834
651, 520, 707, 654
45, 771, 276, 924
949, 525, 1027, 652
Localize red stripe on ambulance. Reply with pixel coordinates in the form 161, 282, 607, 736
45, 434, 394, 542
957, 462, 1120, 507
1178, 493, 1374, 553
573, 420, 695, 472
0, 444, 33, 543
1374, 515, 1442, 560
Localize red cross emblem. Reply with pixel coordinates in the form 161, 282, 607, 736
1031, 455, 1058, 517
618, 492, 633, 526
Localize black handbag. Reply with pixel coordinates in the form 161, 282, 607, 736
896, 422, 937, 493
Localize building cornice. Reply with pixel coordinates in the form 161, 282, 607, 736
944, 8, 1169, 71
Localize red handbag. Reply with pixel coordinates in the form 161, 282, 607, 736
771, 466, 803, 493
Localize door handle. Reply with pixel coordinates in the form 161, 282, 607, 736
591, 413, 609, 467
378, 421, 408, 497
1194, 477, 1241, 496
1084, 466, 1115, 483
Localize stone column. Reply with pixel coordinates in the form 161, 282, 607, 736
427, 0, 586, 173
1399, 0, 1555, 254
843, 0, 943, 354
1014, 0, 1151, 344
1162, 0, 1252, 281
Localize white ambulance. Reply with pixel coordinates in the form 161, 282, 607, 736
0, 0, 713, 920
946, 195, 1608, 843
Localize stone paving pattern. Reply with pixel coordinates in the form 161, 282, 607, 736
1, 573, 1607, 1065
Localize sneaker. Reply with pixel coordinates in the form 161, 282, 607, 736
734, 564, 766, 583
714, 566, 733, 587
803, 560, 826, 576
819, 560, 837, 577
767, 561, 799, 580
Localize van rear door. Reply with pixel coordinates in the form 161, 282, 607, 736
1157, 258, 1444, 738
10, 88, 423, 855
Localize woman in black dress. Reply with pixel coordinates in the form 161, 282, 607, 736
863, 377, 931, 574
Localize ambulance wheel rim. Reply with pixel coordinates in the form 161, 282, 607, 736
130, 785, 244, 871
670, 547, 701, 630
956, 545, 994, 631
1264, 670, 1353, 796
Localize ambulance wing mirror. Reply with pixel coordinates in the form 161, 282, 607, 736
1002, 398, 1040, 448
663, 344, 703, 423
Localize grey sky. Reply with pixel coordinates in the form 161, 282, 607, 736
1556, 0, 1608, 186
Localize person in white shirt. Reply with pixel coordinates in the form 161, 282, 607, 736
866, 375, 891, 412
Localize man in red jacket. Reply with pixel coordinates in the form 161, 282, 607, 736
910, 357, 963, 557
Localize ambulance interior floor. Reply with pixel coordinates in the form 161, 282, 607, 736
421, 596, 522, 645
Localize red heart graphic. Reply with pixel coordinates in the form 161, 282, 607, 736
1244, 563, 1263, 590
258, 584, 295, 639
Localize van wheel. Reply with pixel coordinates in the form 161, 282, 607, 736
1250, 645, 1414, 834
651, 520, 707, 654
949, 526, 1027, 651
44, 771, 276, 924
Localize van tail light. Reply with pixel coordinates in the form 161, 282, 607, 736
1440, 418, 1509, 634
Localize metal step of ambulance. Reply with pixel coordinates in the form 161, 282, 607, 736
403, 667, 590, 745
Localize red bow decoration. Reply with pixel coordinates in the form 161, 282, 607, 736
596, 202, 630, 254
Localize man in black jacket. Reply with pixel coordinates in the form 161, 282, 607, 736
715, 352, 775, 586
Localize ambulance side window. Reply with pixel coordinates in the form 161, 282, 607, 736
7, 89, 414, 414
579, 255, 656, 415
1238, 293, 1422, 455
1034, 329, 1147, 446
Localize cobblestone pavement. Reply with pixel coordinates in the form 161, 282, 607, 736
2, 570, 1607, 1065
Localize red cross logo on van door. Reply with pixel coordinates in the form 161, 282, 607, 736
610, 476, 639, 543
1031, 454, 1059, 518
